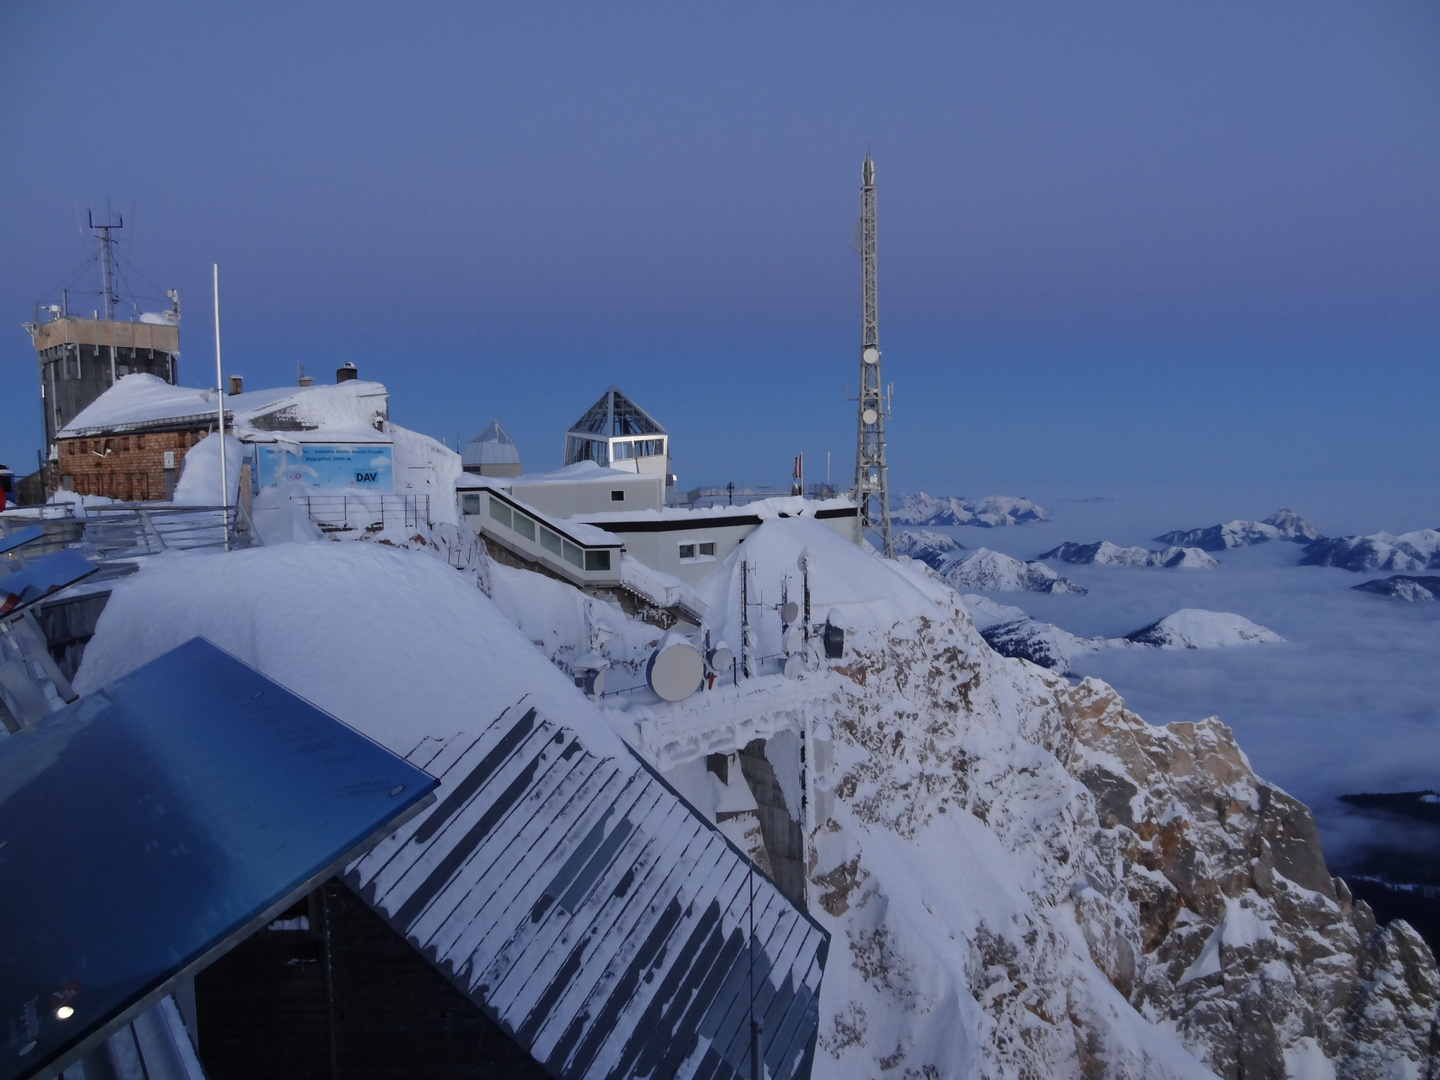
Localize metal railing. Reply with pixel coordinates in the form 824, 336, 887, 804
1, 502, 258, 562
293, 494, 431, 534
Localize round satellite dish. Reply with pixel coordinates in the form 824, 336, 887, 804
862, 408, 878, 425
589, 668, 607, 696
647, 640, 704, 702
827, 608, 843, 626
783, 654, 804, 679
781, 626, 804, 655
708, 643, 734, 673
780, 600, 801, 624
862, 346, 879, 365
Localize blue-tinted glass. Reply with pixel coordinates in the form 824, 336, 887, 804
0, 550, 95, 616
0, 637, 436, 1080
0, 526, 45, 558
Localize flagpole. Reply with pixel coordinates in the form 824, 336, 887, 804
213, 264, 229, 551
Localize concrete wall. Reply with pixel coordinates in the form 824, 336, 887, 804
506, 472, 663, 516
737, 737, 806, 908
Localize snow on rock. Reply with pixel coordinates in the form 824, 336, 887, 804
891, 528, 966, 569
1043, 540, 1219, 569
1301, 529, 1440, 573
891, 492, 1048, 528
1155, 508, 1319, 552
957, 593, 1030, 631
980, 616, 1110, 673
171, 433, 244, 506
1125, 608, 1284, 649
942, 547, 1088, 594
1353, 575, 1440, 602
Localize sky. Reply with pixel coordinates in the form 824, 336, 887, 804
3, 1, 1439, 526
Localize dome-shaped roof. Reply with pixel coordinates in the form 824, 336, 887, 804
462, 420, 521, 468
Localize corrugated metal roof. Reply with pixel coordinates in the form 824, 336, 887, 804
347, 698, 828, 1080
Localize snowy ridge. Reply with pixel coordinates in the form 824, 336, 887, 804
891, 529, 965, 569
1125, 608, 1284, 648
1353, 575, 1440, 602
1042, 540, 1218, 569
941, 547, 1088, 594
1301, 529, 1440, 573
1155, 509, 1319, 552
891, 492, 1048, 528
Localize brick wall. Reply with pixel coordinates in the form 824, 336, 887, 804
58, 428, 210, 501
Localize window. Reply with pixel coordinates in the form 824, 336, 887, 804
585, 550, 611, 571
512, 513, 536, 541
679, 540, 717, 562
562, 540, 584, 568
540, 528, 563, 556
678, 543, 696, 560
460, 493, 481, 515
610, 490, 625, 502
699, 542, 716, 557
489, 497, 512, 528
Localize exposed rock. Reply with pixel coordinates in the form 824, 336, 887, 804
892, 529, 966, 569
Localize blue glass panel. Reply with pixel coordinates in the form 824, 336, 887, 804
0, 637, 437, 1080
0, 550, 95, 616
0, 526, 45, 558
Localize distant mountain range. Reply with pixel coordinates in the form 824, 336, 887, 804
1154, 508, 1318, 551
978, 607, 1282, 674
1352, 574, 1440, 602
1041, 540, 1218, 569
892, 493, 1048, 528
940, 548, 1086, 595
1301, 529, 1440, 573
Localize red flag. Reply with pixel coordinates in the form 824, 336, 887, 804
792, 454, 803, 480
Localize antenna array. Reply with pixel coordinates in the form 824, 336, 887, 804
852, 155, 893, 557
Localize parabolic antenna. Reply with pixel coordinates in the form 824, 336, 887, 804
647, 639, 704, 702
783, 654, 804, 679
862, 346, 879, 365
781, 626, 804, 655
862, 408, 878, 425
780, 600, 800, 625
707, 641, 734, 674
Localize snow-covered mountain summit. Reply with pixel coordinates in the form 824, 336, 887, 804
1302, 528, 1440, 573
890, 528, 965, 569
1155, 508, 1319, 551
1125, 608, 1284, 648
891, 492, 1048, 527
1042, 540, 1218, 569
941, 547, 1087, 594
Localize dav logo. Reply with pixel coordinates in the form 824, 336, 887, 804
355, 471, 379, 483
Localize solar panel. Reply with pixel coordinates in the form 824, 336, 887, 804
0, 637, 438, 1080
0, 550, 96, 616
0, 526, 45, 558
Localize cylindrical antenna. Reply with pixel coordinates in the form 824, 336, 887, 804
213, 264, 229, 550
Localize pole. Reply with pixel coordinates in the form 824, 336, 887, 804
213, 264, 229, 550
749, 861, 759, 1080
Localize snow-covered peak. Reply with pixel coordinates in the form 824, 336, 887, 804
1042, 540, 1218, 569
1125, 608, 1284, 649
1155, 509, 1317, 551
942, 547, 1087, 594
891, 529, 966, 569
1301, 528, 1440, 573
1262, 507, 1319, 541
891, 492, 1048, 528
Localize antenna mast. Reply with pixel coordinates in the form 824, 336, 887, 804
88, 209, 123, 320
852, 154, 893, 557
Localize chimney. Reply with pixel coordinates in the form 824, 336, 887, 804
336, 362, 358, 384
228, 375, 243, 396
297, 364, 312, 387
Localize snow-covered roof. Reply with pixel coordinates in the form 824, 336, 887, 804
507, 461, 657, 487
577, 494, 857, 527
462, 420, 521, 468
59, 373, 389, 440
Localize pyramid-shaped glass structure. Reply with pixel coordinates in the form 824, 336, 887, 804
563, 387, 668, 475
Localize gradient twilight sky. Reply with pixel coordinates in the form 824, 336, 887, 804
3, 2, 1438, 523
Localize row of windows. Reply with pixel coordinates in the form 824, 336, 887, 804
678, 542, 716, 561
461, 492, 612, 572
610, 438, 665, 461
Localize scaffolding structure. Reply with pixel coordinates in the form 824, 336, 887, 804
852, 154, 893, 557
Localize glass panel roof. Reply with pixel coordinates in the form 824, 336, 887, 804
0, 637, 436, 1080
567, 388, 665, 438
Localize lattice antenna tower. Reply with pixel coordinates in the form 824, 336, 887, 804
88, 209, 123, 319
852, 154, 893, 557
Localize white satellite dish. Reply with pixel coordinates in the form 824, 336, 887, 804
647, 639, 704, 702
707, 641, 734, 674
780, 600, 800, 624
781, 626, 804, 655
862, 346, 879, 365
783, 654, 804, 679
862, 408, 878, 426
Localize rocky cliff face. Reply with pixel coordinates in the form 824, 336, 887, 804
707, 520, 1440, 1079
1055, 680, 1440, 1079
